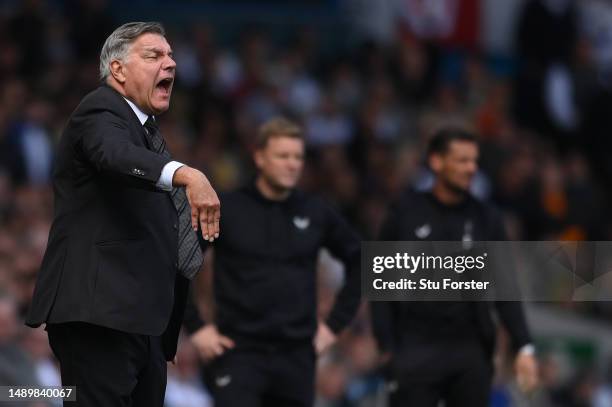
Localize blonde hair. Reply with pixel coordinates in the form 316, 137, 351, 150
255, 117, 303, 149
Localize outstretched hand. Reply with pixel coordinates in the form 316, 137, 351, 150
174, 166, 220, 242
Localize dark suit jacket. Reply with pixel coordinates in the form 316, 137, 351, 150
26, 84, 192, 360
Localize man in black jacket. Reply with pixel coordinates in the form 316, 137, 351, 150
372, 127, 538, 406
25, 22, 220, 407
189, 117, 361, 407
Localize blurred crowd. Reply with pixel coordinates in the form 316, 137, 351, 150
1, 0, 612, 406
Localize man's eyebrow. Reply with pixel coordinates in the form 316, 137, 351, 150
142, 47, 172, 55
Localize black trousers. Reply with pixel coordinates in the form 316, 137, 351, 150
47, 322, 167, 407
204, 344, 316, 407
387, 342, 492, 407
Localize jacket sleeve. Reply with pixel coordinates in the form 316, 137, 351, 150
322, 203, 362, 334
370, 301, 398, 353
75, 110, 171, 188
370, 200, 402, 353
487, 204, 533, 353
495, 301, 532, 353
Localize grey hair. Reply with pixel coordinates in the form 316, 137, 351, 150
99, 22, 165, 80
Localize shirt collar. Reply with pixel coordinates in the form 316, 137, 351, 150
246, 178, 296, 205
123, 98, 149, 125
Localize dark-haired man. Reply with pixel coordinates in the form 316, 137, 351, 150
189, 117, 361, 407
372, 127, 538, 406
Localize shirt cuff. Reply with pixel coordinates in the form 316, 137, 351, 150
518, 344, 536, 356
156, 161, 184, 191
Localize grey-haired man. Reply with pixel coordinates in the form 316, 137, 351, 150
26, 22, 219, 406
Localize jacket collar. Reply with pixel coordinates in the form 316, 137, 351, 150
99, 83, 149, 128
123, 97, 149, 125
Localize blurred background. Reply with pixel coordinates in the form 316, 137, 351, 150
1, 0, 612, 406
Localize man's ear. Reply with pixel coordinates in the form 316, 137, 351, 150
110, 60, 126, 84
429, 153, 443, 173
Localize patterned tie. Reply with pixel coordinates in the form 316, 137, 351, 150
144, 116, 203, 279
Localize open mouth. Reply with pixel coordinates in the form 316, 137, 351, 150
156, 77, 173, 94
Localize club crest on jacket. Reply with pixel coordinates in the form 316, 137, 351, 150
293, 216, 310, 230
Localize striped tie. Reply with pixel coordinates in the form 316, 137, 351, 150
144, 116, 203, 279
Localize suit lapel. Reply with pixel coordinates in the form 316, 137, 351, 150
99, 84, 151, 149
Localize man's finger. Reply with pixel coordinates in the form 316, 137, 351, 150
212, 343, 225, 356
200, 210, 209, 241
314, 335, 322, 351
207, 206, 217, 241
213, 206, 221, 238
191, 207, 199, 231
219, 335, 235, 349
315, 342, 324, 355
204, 344, 219, 359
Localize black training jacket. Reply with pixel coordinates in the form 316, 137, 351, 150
371, 188, 532, 357
192, 183, 361, 346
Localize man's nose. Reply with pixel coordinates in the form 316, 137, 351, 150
288, 160, 302, 172
162, 55, 176, 71
467, 161, 478, 173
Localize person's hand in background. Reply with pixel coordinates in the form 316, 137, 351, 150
190, 324, 235, 363
515, 350, 539, 393
314, 322, 337, 355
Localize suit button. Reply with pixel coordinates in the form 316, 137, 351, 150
173, 223, 178, 230
174, 262, 178, 269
